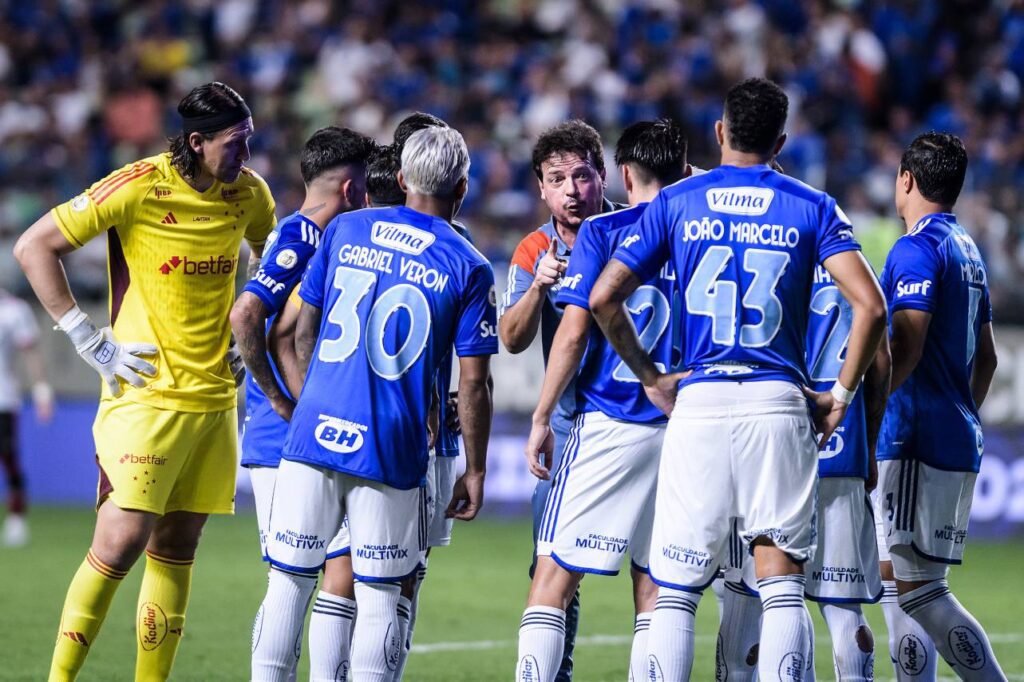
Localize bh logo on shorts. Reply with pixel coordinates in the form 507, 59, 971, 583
315, 414, 368, 454
948, 626, 986, 671
897, 633, 929, 675
517, 655, 540, 681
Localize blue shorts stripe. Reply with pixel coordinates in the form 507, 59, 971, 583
540, 413, 584, 543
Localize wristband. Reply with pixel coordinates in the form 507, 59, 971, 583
55, 306, 98, 350
830, 381, 856, 406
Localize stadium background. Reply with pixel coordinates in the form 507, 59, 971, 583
1, 1, 1023, 679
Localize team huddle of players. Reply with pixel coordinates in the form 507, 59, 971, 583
11, 75, 1005, 682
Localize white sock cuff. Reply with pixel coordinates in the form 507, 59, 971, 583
397, 596, 413, 622
898, 579, 951, 616
270, 566, 318, 589
520, 605, 566, 632
634, 612, 653, 633
312, 591, 356, 620
757, 574, 806, 611
655, 588, 701, 616
881, 579, 898, 601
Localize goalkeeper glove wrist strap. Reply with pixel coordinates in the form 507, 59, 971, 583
56, 306, 98, 350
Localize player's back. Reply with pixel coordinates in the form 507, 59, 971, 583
285, 205, 496, 489
559, 204, 677, 423
878, 213, 991, 472
615, 164, 859, 387
806, 266, 868, 478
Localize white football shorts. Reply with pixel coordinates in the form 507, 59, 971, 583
805, 476, 883, 603
266, 458, 426, 582
249, 464, 351, 561
537, 411, 663, 574
649, 380, 819, 592
877, 459, 976, 580
426, 453, 459, 548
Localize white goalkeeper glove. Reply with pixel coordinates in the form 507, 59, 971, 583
58, 306, 157, 397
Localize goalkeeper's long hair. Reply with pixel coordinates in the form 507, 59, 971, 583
168, 82, 249, 180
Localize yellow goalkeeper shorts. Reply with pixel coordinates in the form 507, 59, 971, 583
92, 399, 238, 515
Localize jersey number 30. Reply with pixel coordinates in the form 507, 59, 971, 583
318, 266, 432, 379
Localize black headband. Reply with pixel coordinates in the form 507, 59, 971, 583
181, 104, 251, 136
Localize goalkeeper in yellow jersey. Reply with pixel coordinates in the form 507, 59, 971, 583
14, 81, 276, 682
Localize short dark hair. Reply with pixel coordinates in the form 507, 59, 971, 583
300, 126, 376, 185
531, 119, 605, 180
168, 82, 249, 179
614, 118, 687, 186
723, 78, 789, 157
392, 112, 449, 152
899, 132, 969, 206
366, 144, 405, 206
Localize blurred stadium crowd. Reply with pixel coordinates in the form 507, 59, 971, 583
1, 0, 1024, 319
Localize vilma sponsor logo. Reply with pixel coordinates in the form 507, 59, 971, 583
896, 279, 932, 298
138, 601, 168, 651
898, 633, 929, 675
518, 654, 540, 682
371, 221, 436, 255
314, 414, 368, 454
948, 625, 986, 670
118, 453, 167, 466
158, 255, 238, 276
706, 187, 775, 216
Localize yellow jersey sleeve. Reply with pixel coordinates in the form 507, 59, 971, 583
51, 161, 157, 248
242, 167, 276, 251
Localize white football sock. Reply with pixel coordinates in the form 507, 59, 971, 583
647, 588, 701, 680
516, 605, 566, 682
715, 580, 761, 681
309, 591, 356, 682
820, 602, 873, 681
757, 575, 812, 681
899, 580, 1006, 681
352, 581, 402, 682
251, 568, 317, 682
393, 563, 427, 680
880, 580, 938, 679
390, 596, 412, 681
629, 612, 652, 682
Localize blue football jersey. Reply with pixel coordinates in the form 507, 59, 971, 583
283, 206, 498, 489
877, 213, 992, 473
435, 221, 478, 457
556, 204, 678, 424
240, 212, 323, 468
613, 165, 861, 388
806, 265, 868, 479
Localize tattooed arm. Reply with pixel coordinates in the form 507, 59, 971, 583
295, 299, 323, 383
230, 291, 295, 420
590, 259, 686, 415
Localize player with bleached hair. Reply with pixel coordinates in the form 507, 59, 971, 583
515, 118, 691, 682
875, 132, 1006, 681
259, 125, 496, 680
232, 125, 375, 682
589, 77, 888, 680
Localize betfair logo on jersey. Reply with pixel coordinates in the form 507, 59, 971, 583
158, 255, 238, 276
371, 221, 436, 255
706, 187, 774, 216
118, 453, 167, 466
314, 414, 368, 454
896, 279, 932, 298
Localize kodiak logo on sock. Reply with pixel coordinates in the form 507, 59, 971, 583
778, 652, 805, 681
898, 633, 928, 675
517, 655, 539, 682
138, 601, 168, 651
948, 626, 986, 670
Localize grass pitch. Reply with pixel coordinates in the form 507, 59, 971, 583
0, 507, 1021, 680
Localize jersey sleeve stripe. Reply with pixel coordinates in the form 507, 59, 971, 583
87, 161, 152, 198
510, 231, 551, 274
91, 165, 156, 205
107, 228, 131, 326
